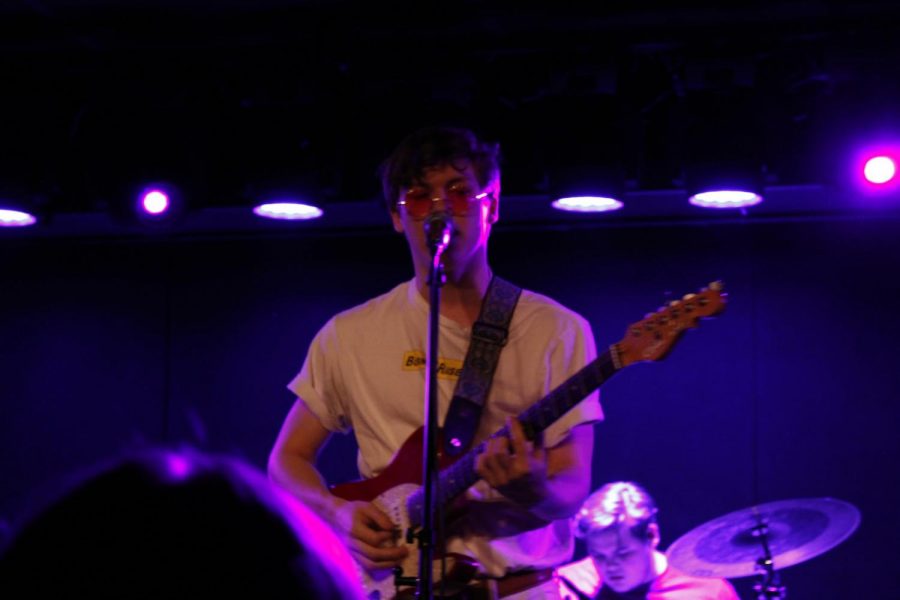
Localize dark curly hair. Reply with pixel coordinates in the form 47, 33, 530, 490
378, 126, 501, 212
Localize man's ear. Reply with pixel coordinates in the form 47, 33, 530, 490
487, 183, 500, 224
390, 209, 404, 233
647, 523, 661, 549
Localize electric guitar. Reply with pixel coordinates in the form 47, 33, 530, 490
331, 282, 727, 599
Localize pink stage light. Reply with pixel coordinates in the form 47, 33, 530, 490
853, 143, 899, 195
140, 189, 170, 215
863, 156, 896, 185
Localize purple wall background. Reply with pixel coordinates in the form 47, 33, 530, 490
2, 216, 899, 598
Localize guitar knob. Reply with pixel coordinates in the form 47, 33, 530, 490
683, 293, 696, 300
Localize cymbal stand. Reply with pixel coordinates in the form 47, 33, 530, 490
751, 512, 787, 600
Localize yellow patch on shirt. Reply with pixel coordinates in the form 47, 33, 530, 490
402, 351, 463, 381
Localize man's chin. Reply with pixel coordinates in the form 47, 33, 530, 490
438, 253, 462, 275
604, 577, 631, 593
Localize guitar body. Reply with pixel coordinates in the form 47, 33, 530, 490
332, 427, 476, 599
331, 426, 457, 500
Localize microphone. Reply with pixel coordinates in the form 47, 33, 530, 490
424, 212, 454, 255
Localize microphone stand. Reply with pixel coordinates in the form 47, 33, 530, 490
414, 218, 451, 599
751, 511, 787, 599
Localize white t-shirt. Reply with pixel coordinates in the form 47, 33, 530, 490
289, 279, 604, 576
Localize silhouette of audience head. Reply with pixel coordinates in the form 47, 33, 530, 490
0, 446, 364, 598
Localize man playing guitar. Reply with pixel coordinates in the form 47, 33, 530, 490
269, 126, 603, 599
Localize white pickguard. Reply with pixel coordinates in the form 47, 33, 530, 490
357, 483, 470, 600
356, 483, 417, 599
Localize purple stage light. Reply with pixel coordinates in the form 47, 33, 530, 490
140, 189, 170, 215
253, 202, 323, 220
689, 190, 763, 209
863, 156, 896, 185
0, 208, 38, 227
551, 196, 624, 213
853, 143, 900, 194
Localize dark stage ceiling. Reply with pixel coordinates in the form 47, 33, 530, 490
2, 1, 899, 236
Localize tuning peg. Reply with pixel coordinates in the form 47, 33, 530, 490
683, 293, 696, 301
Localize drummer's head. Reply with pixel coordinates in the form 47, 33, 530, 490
573, 481, 661, 593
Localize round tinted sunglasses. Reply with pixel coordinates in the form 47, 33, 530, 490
398, 187, 491, 220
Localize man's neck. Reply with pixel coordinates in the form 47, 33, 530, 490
414, 262, 493, 328
652, 550, 668, 578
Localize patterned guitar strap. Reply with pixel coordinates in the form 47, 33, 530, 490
442, 276, 523, 457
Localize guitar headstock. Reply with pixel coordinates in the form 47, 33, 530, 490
615, 281, 726, 367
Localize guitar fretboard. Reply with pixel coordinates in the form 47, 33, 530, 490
406, 347, 620, 527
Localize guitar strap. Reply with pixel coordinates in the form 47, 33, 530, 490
442, 275, 522, 457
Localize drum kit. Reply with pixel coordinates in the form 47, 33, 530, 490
666, 497, 861, 599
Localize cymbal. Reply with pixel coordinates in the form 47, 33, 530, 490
665, 497, 860, 579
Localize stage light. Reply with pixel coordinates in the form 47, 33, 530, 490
140, 189, 170, 215
863, 156, 896, 185
689, 190, 763, 209
551, 196, 624, 213
132, 182, 183, 224
848, 138, 900, 196
248, 176, 326, 221
0, 207, 38, 227
0, 191, 43, 228
550, 164, 625, 214
686, 159, 764, 211
253, 201, 323, 221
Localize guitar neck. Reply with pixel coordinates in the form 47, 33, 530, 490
406, 346, 621, 527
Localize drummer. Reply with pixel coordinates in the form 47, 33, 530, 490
556, 481, 739, 599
